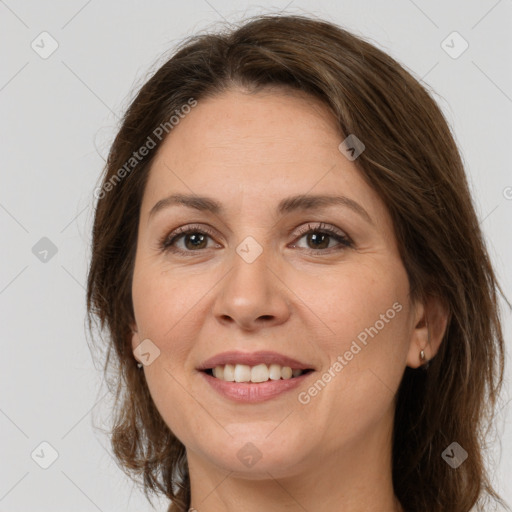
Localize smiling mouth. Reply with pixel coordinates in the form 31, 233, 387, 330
203, 363, 314, 383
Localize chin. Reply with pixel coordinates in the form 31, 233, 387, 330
193, 430, 312, 477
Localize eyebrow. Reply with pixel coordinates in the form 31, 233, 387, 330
148, 193, 373, 225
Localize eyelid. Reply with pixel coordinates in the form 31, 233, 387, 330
158, 223, 219, 249
288, 222, 353, 252
293, 222, 349, 239
159, 221, 353, 255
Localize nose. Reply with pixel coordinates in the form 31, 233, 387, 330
212, 249, 291, 331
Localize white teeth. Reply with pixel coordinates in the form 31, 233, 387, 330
234, 364, 251, 382
209, 363, 306, 383
281, 366, 292, 379
212, 366, 224, 380
269, 363, 282, 380
223, 364, 235, 382
251, 363, 269, 383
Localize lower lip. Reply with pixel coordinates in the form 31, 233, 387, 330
199, 371, 313, 403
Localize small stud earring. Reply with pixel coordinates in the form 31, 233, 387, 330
419, 317, 430, 367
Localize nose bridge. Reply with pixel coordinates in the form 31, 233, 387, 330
213, 238, 290, 329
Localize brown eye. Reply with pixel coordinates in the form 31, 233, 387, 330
159, 222, 352, 256
304, 232, 331, 250
160, 225, 219, 255
177, 232, 209, 251
291, 223, 353, 253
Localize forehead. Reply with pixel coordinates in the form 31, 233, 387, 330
140, 88, 388, 227
168, 87, 340, 160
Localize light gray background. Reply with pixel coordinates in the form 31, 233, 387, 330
1, 1, 511, 511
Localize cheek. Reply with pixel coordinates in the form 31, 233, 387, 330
143, 363, 206, 453
132, 262, 208, 340
300, 260, 411, 413
296, 259, 410, 349
131, 266, 207, 445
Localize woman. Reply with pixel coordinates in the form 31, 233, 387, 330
86, 13, 509, 512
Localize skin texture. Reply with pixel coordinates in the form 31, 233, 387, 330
130, 87, 448, 512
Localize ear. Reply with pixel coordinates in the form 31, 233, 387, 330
130, 322, 141, 363
406, 294, 450, 368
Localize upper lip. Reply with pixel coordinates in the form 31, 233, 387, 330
197, 350, 315, 371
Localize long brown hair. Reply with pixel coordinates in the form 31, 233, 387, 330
86, 13, 510, 512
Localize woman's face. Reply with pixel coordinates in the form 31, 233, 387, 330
131, 87, 423, 478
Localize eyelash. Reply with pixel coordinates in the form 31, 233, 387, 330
158, 222, 353, 256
